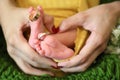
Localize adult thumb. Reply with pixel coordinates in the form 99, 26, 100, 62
59, 12, 86, 32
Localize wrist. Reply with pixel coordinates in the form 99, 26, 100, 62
106, 1, 120, 18
0, 0, 16, 24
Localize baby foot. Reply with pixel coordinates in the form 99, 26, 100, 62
28, 6, 45, 49
37, 34, 74, 60
28, 6, 74, 60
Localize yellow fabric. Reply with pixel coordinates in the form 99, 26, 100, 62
16, 0, 99, 27
15, 0, 99, 62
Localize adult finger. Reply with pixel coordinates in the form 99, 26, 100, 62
12, 31, 57, 69
15, 57, 54, 76
8, 47, 54, 76
59, 12, 86, 32
77, 31, 104, 62
58, 32, 104, 67
20, 22, 57, 68
60, 44, 106, 72
19, 40, 56, 69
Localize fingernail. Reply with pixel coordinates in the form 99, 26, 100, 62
51, 66, 58, 69
51, 66, 63, 69
52, 26, 59, 33
57, 66, 63, 68
51, 66, 61, 69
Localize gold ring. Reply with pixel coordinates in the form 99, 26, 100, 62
29, 10, 41, 22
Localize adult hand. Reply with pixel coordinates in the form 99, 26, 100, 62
58, 2, 120, 72
0, 6, 56, 75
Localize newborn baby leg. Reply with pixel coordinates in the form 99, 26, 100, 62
28, 6, 45, 49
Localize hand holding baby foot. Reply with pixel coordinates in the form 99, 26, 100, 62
0, 3, 56, 75
58, 2, 120, 72
28, 6, 74, 61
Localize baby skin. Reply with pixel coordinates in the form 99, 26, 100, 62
28, 6, 74, 60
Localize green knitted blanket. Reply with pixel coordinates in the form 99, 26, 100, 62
0, 0, 120, 80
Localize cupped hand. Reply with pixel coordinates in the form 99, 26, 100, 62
58, 2, 119, 72
0, 7, 56, 76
